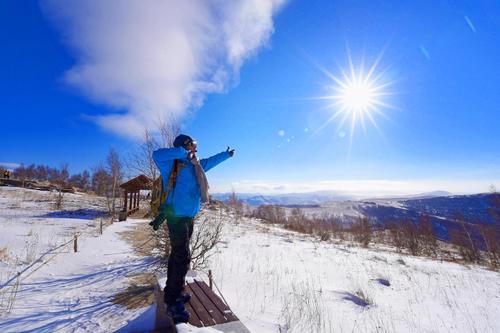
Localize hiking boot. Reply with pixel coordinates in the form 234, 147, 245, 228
161, 312, 177, 333
167, 302, 190, 324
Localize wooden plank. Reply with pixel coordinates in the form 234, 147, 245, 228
155, 283, 172, 331
188, 280, 228, 325
185, 302, 203, 327
184, 284, 203, 327
194, 280, 239, 322
154, 279, 242, 330
185, 283, 215, 326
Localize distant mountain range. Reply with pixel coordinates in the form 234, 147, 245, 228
212, 190, 453, 206
212, 191, 353, 206
214, 191, 499, 244
367, 191, 454, 201
358, 193, 499, 243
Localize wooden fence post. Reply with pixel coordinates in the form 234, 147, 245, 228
73, 235, 78, 253
123, 191, 128, 214
209, 270, 213, 290
100, 219, 103, 235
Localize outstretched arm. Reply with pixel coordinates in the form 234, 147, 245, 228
200, 149, 232, 172
152, 147, 188, 167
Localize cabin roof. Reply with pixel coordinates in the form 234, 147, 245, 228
119, 174, 151, 191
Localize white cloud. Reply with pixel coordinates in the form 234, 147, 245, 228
42, 0, 286, 138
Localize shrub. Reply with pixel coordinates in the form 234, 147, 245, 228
418, 215, 438, 257
252, 205, 286, 224
286, 208, 314, 234
450, 215, 482, 263
401, 221, 421, 255
387, 222, 404, 251
350, 217, 372, 247
190, 211, 225, 271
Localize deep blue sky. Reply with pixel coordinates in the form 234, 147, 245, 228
1, 1, 499, 194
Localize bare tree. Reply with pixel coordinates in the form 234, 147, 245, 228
150, 209, 225, 272
157, 115, 181, 149
151, 222, 172, 262
350, 217, 372, 247
287, 207, 313, 234
313, 213, 343, 241
25, 164, 36, 180
190, 211, 225, 271
35, 165, 48, 181
126, 117, 180, 180
253, 205, 286, 224
13, 164, 27, 183
131, 129, 158, 181
451, 214, 482, 263
418, 215, 438, 257
478, 222, 500, 267
481, 188, 500, 267
106, 148, 123, 219
53, 163, 69, 210
91, 165, 108, 196
402, 221, 421, 255
387, 222, 405, 252
228, 188, 243, 222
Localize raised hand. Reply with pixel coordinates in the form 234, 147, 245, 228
226, 146, 235, 157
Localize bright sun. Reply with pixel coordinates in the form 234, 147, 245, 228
338, 79, 378, 113
328, 66, 391, 134
315, 53, 395, 144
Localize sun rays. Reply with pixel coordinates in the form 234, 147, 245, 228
312, 50, 396, 153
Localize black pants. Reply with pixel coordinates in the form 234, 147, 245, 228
164, 215, 194, 305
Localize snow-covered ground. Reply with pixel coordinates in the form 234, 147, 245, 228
0, 187, 159, 332
0, 187, 232, 333
210, 216, 500, 333
0, 187, 109, 266
0, 218, 159, 332
1, 187, 499, 332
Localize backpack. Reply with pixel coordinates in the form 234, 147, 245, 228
150, 159, 180, 217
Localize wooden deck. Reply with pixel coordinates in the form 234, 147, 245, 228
184, 279, 239, 326
155, 278, 242, 330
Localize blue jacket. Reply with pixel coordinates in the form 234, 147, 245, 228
152, 147, 231, 217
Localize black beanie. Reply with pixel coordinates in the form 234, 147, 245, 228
173, 134, 194, 148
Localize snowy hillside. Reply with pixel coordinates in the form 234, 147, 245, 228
249, 193, 499, 246
402, 193, 497, 223
210, 216, 500, 332
0, 187, 108, 265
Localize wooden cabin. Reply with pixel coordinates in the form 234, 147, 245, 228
119, 175, 151, 220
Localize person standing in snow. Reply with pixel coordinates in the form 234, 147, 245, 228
150, 134, 234, 324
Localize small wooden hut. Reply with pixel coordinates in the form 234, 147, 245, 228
119, 175, 151, 220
